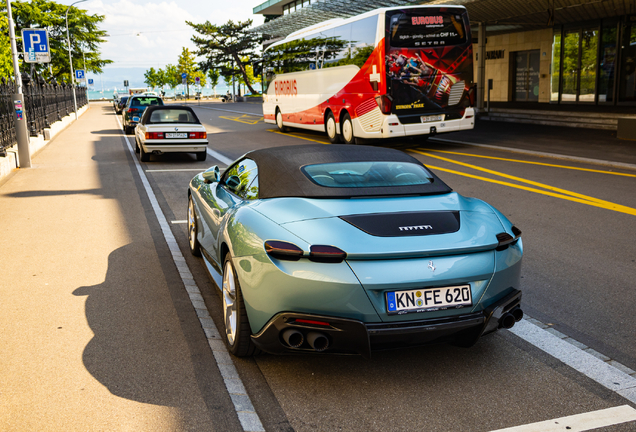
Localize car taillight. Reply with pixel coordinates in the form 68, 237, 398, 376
374, 95, 392, 115
309, 245, 347, 263
146, 132, 164, 139
496, 226, 522, 251
264, 240, 304, 261
129, 108, 139, 113
189, 132, 207, 139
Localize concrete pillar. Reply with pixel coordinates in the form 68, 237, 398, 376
477, 22, 486, 111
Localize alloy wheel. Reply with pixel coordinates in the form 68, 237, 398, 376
223, 261, 237, 346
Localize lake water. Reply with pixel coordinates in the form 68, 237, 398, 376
88, 83, 260, 100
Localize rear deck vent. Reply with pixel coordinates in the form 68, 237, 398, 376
340, 211, 460, 237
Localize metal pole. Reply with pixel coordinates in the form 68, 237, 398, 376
232, 59, 235, 102
65, 0, 87, 120
82, 50, 89, 107
6, 0, 31, 168
477, 22, 487, 111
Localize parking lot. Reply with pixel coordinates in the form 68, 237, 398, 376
1, 101, 635, 431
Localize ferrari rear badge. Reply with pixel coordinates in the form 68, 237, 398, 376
428, 261, 436, 272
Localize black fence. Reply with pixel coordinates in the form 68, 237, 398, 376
1, 73, 87, 154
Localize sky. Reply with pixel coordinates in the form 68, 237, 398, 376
57, 0, 266, 89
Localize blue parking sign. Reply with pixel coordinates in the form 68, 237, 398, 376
75, 70, 85, 80
22, 28, 50, 63
88, 79, 94, 85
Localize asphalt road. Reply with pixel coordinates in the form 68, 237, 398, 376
1, 101, 635, 431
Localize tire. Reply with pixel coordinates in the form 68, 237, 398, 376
341, 112, 355, 145
276, 109, 289, 132
196, 151, 207, 161
222, 255, 260, 357
325, 111, 341, 144
135, 137, 140, 153
139, 143, 150, 162
187, 195, 202, 257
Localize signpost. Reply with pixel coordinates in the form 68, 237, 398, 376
21, 28, 51, 63
181, 72, 188, 100
75, 69, 85, 81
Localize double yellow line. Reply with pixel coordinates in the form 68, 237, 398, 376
410, 149, 636, 216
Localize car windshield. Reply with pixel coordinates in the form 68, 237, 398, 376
146, 109, 199, 124
302, 161, 433, 188
130, 97, 162, 107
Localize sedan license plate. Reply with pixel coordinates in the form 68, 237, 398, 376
165, 132, 188, 139
386, 285, 472, 315
132, 116, 140, 122
421, 115, 444, 123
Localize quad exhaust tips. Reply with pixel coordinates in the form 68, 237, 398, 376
282, 329, 330, 351
282, 329, 304, 348
499, 307, 524, 329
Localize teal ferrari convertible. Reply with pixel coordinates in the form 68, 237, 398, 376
187, 144, 523, 358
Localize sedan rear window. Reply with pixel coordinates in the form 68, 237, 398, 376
146, 109, 199, 124
302, 161, 433, 188
131, 97, 163, 107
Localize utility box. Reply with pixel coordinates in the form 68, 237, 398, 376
617, 118, 636, 140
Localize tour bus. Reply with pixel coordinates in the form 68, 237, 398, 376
262, 5, 475, 144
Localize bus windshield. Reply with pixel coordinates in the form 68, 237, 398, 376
385, 8, 473, 117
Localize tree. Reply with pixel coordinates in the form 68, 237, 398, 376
0, 14, 13, 77
8, 0, 112, 82
186, 19, 263, 94
144, 67, 160, 88
208, 68, 220, 93
164, 64, 181, 89
177, 47, 198, 97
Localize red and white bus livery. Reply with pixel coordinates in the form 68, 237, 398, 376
262, 5, 475, 144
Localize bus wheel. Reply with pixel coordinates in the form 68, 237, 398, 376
326, 112, 341, 144
276, 109, 289, 132
341, 113, 355, 145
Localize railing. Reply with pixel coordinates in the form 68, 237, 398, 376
0, 73, 88, 154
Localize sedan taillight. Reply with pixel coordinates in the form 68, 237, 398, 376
146, 132, 164, 139
189, 132, 207, 139
128, 108, 139, 113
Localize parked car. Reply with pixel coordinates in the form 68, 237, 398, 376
122, 95, 164, 134
134, 105, 208, 162
187, 144, 524, 358
112, 92, 120, 109
115, 96, 129, 114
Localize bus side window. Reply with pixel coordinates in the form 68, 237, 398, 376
350, 16, 379, 67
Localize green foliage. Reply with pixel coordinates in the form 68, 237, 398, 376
164, 64, 181, 89
7, 0, 112, 82
208, 68, 220, 90
177, 47, 198, 85
186, 19, 263, 94
144, 67, 161, 88
191, 69, 206, 87
0, 14, 13, 77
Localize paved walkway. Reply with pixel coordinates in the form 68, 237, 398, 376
0, 103, 239, 431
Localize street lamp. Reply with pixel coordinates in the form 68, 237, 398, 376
66, 0, 87, 120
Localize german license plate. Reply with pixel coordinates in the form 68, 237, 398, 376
386, 285, 472, 315
421, 115, 444, 123
132, 116, 140, 122
165, 132, 188, 138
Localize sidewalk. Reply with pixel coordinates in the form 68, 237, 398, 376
0, 103, 237, 431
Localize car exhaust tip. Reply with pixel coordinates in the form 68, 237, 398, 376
152, 150, 163, 155
306, 332, 329, 352
281, 329, 304, 348
511, 307, 523, 322
499, 313, 516, 329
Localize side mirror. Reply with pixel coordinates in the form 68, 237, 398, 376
202, 165, 220, 183
225, 175, 241, 191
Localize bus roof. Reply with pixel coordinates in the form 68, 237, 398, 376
266, 4, 467, 51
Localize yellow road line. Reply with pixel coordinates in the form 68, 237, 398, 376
421, 148, 636, 178
427, 164, 636, 216
219, 114, 262, 124
269, 129, 330, 144
411, 149, 626, 207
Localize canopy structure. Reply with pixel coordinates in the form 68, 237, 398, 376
251, 0, 634, 38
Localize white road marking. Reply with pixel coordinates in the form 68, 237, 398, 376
206, 148, 233, 166
115, 114, 265, 432
171, 220, 187, 224
146, 168, 207, 172
429, 137, 636, 171
510, 319, 636, 403
489, 405, 636, 432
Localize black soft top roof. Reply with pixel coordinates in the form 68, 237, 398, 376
245, 144, 452, 199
